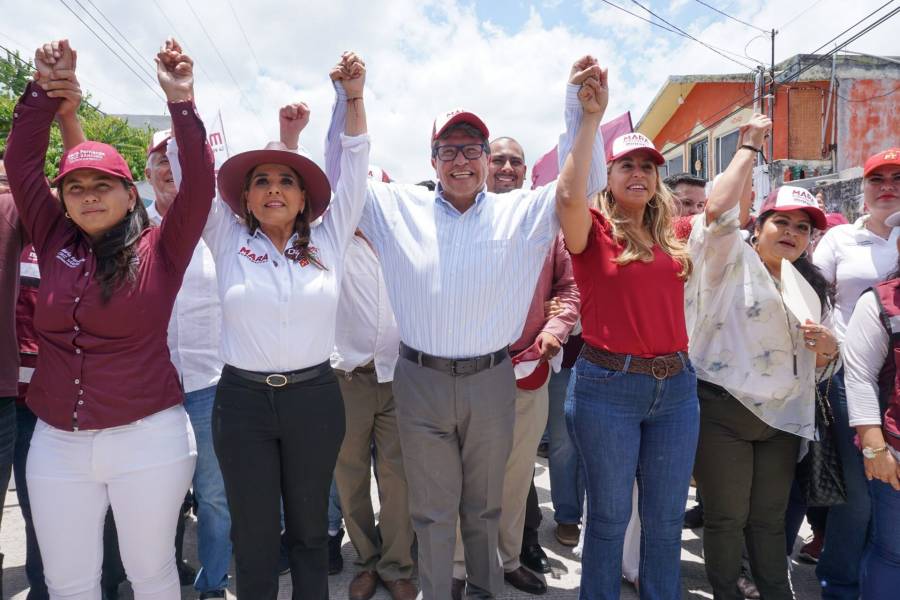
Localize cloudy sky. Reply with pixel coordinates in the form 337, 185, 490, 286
2, 0, 897, 182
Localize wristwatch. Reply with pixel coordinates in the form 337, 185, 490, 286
862, 445, 889, 459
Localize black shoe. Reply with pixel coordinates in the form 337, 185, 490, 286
451, 578, 465, 600
176, 559, 197, 586
328, 528, 344, 575
199, 591, 226, 599
520, 543, 551, 574
504, 567, 547, 595
683, 504, 704, 529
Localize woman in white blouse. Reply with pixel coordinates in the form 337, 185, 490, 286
200, 52, 368, 599
686, 113, 840, 600
844, 214, 900, 599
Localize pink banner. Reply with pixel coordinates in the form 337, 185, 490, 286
530, 111, 633, 189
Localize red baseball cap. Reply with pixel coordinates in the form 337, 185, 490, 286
216, 141, 332, 222
53, 141, 134, 185
608, 132, 665, 165
147, 129, 172, 157
863, 147, 900, 177
431, 109, 489, 142
759, 186, 827, 230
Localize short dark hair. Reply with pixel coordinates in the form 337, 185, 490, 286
663, 173, 706, 189
416, 179, 436, 191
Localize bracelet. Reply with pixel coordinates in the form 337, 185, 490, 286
739, 144, 762, 154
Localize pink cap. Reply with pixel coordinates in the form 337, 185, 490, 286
431, 109, 489, 142
863, 147, 900, 177
147, 129, 172, 157
53, 141, 134, 185
759, 186, 827, 230
608, 132, 665, 165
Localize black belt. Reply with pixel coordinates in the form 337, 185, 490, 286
399, 342, 508, 376
224, 361, 331, 388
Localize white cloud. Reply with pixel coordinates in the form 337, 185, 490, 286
2, 0, 897, 182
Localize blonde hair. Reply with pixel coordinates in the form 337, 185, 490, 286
594, 171, 693, 279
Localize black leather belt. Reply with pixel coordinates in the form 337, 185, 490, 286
224, 361, 331, 388
400, 342, 508, 376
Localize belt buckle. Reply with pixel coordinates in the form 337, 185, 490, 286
451, 359, 476, 377
265, 373, 289, 387
650, 357, 670, 380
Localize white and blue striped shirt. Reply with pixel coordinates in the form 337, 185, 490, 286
325, 83, 605, 358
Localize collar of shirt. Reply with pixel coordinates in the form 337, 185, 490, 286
434, 182, 488, 216
147, 201, 162, 226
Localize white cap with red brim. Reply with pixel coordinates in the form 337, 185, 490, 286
511, 341, 563, 391
432, 109, 489, 142
608, 132, 665, 165
759, 186, 828, 230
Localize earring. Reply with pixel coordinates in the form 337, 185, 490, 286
750, 235, 758, 245
64, 212, 72, 220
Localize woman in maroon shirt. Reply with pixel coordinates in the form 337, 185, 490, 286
556, 71, 698, 600
5, 38, 214, 599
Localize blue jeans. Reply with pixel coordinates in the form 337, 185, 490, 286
861, 479, 900, 598
567, 357, 698, 600
548, 368, 583, 524
817, 370, 871, 599
184, 385, 233, 593
13, 403, 49, 600
328, 478, 343, 532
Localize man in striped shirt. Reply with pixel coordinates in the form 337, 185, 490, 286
324, 56, 606, 599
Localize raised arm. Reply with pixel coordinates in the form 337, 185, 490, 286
556, 59, 607, 254
37, 62, 86, 150
319, 52, 370, 249
279, 102, 311, 152
705, 113, 770, 224
5, 39, 78, 254
153, 38, 215, 272
557, 56, 608, 201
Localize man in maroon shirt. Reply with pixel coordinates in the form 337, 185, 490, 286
452, 137, 580, 598
0, 151, 26, 597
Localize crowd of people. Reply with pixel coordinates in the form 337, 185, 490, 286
0, 35, 898, 600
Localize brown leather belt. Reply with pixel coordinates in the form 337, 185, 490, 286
580, 344, 687, 380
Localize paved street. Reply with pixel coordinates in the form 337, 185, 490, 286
2, 459, 821, 599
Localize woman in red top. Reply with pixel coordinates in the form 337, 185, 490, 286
5, 38, 214, 599
557, 72, 697, 600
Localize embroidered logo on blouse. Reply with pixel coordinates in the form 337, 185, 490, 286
285, 244, 326, 269
55, 248, 86, 268
238, 246, 269, 264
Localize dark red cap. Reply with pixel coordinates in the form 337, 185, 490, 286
432, 109, 489, 142
53, 141, 133, 185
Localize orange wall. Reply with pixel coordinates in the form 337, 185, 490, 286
837, 78, 900, 171
652, 81, 754, 149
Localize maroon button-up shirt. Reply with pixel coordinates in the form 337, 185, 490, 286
5, 83, 214, 431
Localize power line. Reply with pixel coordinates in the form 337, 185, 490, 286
779, 0, 827, 31
183, 0, 267, 131
150, 0, 215, 83
598, 0, 760, 68
835, 82, 900, 102
0, 42, 106, 114
691, 0, 768, 34
626, 0, 759, 70
57, 0, 167, 103
70, 0, 159, 90
660, 4, 900, 148
807, 0, 895, 55
224, 0, 263, 74
82, 0, 156, 79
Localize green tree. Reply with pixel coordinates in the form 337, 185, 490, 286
0, 49, 153, 181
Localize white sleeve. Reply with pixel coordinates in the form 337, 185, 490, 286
812, 228, 838, 284
556, 84, 607, 197
688, 203, 744, 287
318, 133, 371, 253
844, 290, 890, 427
167, 135, 234, 258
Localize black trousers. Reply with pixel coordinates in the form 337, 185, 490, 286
212, 363, 345, 600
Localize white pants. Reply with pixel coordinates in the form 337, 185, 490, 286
27, 405, 197, 600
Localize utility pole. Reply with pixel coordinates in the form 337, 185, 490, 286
769, 28, 777, 187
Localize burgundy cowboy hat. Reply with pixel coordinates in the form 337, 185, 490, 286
217, 141, 332, 222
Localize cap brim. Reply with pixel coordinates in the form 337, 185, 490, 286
864, 159, 900, 177
216, 149, 332, 221
516, 361, 550, 390
147, 137, 171, 157
52, 165, 133, 186
765, 204, 828, 230
433, 112, 489, 141
608, 146, 666, 165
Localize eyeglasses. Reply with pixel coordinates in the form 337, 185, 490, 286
432, 143, 488, 162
